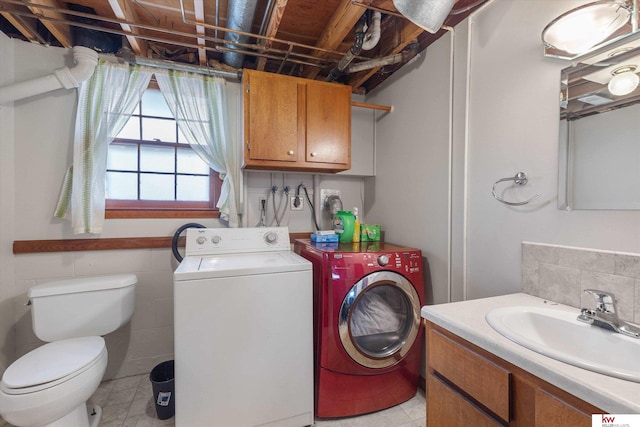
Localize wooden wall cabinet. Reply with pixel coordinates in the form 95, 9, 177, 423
243, 69, 351, 173
425, 321, 602, 427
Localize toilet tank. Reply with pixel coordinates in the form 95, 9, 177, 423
28, 274, 137, 342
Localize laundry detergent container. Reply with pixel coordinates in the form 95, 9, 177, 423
333, 211, 355, 243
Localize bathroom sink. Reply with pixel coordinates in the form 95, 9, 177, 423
485, 306, 640, 382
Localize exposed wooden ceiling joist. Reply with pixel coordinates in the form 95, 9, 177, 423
0, 2, 41, 43
26, 0, 72, 47
303, 0, 365, 80
107, 0, 147, 56
256, 0, 289, 71
193, 0, 207, 66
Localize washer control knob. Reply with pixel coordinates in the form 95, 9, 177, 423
265, 232, 278, 244
196, 236, 207, 245
211, 235, 221, 244
377, 255, 389, 266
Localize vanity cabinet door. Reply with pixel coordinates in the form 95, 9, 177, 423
534, 389, 592, 427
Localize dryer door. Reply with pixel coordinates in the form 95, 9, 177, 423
338, 271, 421, 369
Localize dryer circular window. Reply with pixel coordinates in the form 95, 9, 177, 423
338, 271, 421, 369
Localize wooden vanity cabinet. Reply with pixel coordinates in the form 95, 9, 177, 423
243, 69, 351, 173
425, 321, 602, 427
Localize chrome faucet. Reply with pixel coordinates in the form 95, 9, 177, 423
577, 289, 640, 338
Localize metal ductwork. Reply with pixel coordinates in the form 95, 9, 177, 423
222, 0, 259, 69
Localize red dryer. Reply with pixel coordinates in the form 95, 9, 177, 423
294, 239, 425, 418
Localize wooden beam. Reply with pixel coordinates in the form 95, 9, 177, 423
193, 0, 207, 66
303, 0, 365, 80
106, 0, 147, 56
256, 0, 289, 71
27, 0, 72, 48
0, 2, 41, 43
348, 20, 423, 90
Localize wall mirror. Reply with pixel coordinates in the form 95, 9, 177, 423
558, 29, 640, 210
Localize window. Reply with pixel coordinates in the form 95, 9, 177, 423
106, 85, 221, 218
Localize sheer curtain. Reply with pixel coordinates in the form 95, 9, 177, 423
156, 70, 241, 227
54, 61, 152, 234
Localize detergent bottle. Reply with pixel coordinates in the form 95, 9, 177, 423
352, 207, 360, 243
333, 211, 354, 243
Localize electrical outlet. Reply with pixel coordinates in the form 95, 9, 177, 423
259, 197, 266, 212
290, 195, 303, 210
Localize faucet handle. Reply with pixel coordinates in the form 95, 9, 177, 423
583, 289, 618, 314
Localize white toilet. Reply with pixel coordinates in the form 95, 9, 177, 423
0, 274, 137, 427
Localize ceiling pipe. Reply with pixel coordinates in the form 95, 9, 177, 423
223, 0, 260, 68
326, 16, 367, 82
0, 46, 98, 104
346, 42, 418, 74
361, 12, 381, 51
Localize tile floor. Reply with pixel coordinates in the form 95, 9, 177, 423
0, 373, 426, 427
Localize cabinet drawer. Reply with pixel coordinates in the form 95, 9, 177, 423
428, 328, 511, 422
427, 373, 502, 427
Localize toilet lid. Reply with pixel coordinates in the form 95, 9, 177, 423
2, 336, 105, 389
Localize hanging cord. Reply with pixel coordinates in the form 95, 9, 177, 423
270, 185, 287, 226
295, 183, 320, 231
271, 185, 290, 226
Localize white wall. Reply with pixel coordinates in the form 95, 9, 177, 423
0, 32, 16, 375
366, 32, 453, 305
464, 0, 640, 300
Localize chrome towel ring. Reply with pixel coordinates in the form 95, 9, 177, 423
492, 172, 540, 206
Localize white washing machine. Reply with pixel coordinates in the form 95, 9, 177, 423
173, 227, 313, 427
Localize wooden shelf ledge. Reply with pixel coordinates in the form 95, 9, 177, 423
13, 232, 311, 254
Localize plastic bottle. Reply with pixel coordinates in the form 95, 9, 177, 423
352, 207, 360, 243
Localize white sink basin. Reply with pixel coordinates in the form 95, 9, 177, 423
485, 306, 640, 382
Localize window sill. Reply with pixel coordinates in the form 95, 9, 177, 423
105, 209, 220, 219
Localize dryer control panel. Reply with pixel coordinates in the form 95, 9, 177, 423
185, 227, 291, 256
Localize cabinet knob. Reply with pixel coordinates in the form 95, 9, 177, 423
287, 150, 294, 155
310, 152, 317, 157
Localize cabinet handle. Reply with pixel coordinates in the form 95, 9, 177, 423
310, 152, 317, 157
288, 150, 294, 155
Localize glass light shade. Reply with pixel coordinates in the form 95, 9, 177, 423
608, 70, 640, 95
543, 1, 631, 55
392, 0, 455, 34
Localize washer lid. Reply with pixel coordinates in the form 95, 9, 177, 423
28, 274, 137, 298
174, 251, 311, 281
2, 336, 105, 389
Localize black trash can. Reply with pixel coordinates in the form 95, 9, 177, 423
149, 360, 175, 420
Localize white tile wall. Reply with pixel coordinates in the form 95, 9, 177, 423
12, 248, 175, 380
522, 242, 640, 324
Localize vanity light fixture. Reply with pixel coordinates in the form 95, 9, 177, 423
608, 65, 640, 95
542, 0, 633, 58
392, 0, 455, 33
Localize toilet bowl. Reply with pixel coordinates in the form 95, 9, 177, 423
0, 337, 108, 427
0, 274, 136, 427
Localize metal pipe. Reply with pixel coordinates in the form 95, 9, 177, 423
346, 43, 417, 73
326, 16, 366, 82
103, 49, 242, 81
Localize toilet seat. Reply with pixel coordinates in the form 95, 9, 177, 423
1, 337, 106, 395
